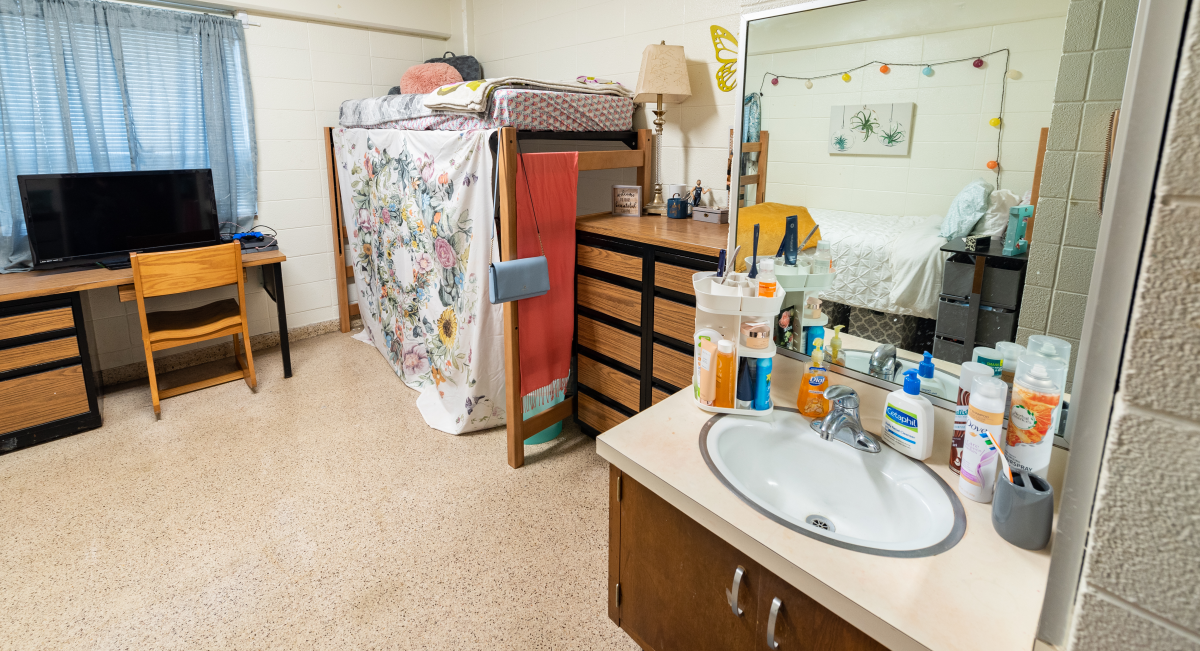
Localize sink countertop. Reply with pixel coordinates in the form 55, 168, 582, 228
597, 353, 1054, 651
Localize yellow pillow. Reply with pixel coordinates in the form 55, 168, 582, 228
734, 203, 820, 272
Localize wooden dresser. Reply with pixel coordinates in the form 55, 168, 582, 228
574, 213, 726, 435
0, 293, 101, 454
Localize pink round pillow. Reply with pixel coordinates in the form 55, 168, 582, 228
400, 62, 463, 94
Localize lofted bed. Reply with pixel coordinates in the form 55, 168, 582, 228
322, 85, 654, 467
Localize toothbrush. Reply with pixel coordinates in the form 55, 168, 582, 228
749, 224, 760, 280
799, 223, 819, 250
715, 249, 727, 283
981, 431, 1014, 483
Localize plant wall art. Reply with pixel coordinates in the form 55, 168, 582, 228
828, 102, 914, 156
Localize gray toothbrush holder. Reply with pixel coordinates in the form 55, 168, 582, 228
992, 469, 1054, 550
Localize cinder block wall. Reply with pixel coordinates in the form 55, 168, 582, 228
1066, 3, 1200, 649
1020, 0, 1139, 390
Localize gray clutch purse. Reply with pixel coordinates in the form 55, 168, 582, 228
488, 144, 551, 305
489, 255, 549, 304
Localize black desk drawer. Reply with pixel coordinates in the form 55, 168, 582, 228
935, 297, 1016, 347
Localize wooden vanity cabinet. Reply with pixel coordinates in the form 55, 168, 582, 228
609, 468, 886, 651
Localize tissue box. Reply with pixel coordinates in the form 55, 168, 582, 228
693, 207, 729, 224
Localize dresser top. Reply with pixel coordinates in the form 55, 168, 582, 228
576, 213, 728, 258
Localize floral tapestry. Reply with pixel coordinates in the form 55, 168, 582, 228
332, 128, 505, 434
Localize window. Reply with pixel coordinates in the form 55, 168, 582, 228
0, 0, 257, 271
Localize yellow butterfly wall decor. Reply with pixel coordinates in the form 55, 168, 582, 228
710, 25, 738, 92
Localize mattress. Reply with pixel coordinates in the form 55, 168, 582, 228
342, 89, 634, 132
808, 208, 948, 319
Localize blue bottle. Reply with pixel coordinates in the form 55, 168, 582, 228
805, 326, 822, 356
754, 357, 773, 410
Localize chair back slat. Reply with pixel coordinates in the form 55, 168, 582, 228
132, 243, 240, 298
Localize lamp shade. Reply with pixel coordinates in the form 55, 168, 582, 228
633, 42, 692, 104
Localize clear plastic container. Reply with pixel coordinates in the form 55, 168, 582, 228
996, 341, 1026, 385
814, 240, 833, 273
1025, 335, 1072, 438
757, 259, 778, 297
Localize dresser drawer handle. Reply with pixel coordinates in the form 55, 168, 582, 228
767, 597, 782, 648
725, 565, 745, 617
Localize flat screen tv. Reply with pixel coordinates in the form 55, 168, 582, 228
18, 169, 222, 268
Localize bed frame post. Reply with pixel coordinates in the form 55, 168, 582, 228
1027, 126, 1050, 243
498, 127, 526, 469
755, 130, 770, 206
325, 126, 353, 333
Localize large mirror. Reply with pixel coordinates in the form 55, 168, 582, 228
731, 0, 1136, 447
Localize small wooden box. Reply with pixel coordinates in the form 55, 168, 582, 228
692, 206, 728, 224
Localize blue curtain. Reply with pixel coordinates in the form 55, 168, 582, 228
0, 0, 257, 272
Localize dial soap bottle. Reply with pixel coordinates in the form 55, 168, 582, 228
799, 339, 830, 419
882, 369, 935, 460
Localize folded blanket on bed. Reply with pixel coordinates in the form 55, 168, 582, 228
339, 93, 434, 128
423, 77, 633, 114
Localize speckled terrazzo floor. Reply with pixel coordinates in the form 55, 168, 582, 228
0, 331, 639, 651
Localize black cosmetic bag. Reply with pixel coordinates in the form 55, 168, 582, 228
424, 51, 484, 81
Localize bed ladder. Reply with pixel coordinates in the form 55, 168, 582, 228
496, 126, 651, 468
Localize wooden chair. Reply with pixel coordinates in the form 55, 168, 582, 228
130, 243, 256, 415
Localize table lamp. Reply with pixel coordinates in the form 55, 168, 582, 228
634, 41, 692, 215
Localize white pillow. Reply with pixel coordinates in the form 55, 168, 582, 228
938, 178, 995, 239
972, 189, 1021, 237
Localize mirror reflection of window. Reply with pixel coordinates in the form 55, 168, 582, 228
735, 0, 1140, 447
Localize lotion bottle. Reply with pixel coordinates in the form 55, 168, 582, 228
882, 369, 935, 460
714, 339, 737, 409
959, 376, 1008, 503
828, 325, 846, 366
916, 352, 943, 398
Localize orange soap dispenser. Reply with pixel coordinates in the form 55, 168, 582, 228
799, 339, 831, 419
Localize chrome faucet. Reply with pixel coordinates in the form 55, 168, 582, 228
868, 344, 901, 381
810, 386, 881, 453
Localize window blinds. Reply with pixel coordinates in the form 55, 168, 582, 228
0, 0, 258, 271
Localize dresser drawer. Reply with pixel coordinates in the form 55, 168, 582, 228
577, 393, 629, 433
653, 343, 693, 390
0, 364, 90, 435
578, 276, 641, 326
0, 307, 74, 341
578, 244, 642, 281
655, 262, 704, 296
0, 337, 80, 374
579, 354, 640, 412
653, 297, 694, 341
578, 317, 641, 370
652, 386, 674, 405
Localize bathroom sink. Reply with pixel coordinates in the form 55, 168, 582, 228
840, 349, 958, 400
700, 409, 965, 556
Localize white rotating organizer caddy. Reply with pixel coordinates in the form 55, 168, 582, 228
691, 264, 835, 417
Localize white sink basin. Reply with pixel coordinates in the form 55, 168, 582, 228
701, 409, 965, 556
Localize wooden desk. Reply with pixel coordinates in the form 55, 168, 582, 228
0, 250, 293, 378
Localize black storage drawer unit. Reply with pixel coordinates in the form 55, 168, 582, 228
933, 238, 1029, 364
935, 297, 1017, 348
0, 293, 101, 454
941, 260, 1023, 308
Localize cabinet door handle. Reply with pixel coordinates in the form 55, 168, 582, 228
767, 597, 782, 649
725, 565, 746, 616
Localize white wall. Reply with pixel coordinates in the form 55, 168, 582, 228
83, 4, 462, 372
745, 15, 1064, 216
471, 0, 745, 208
